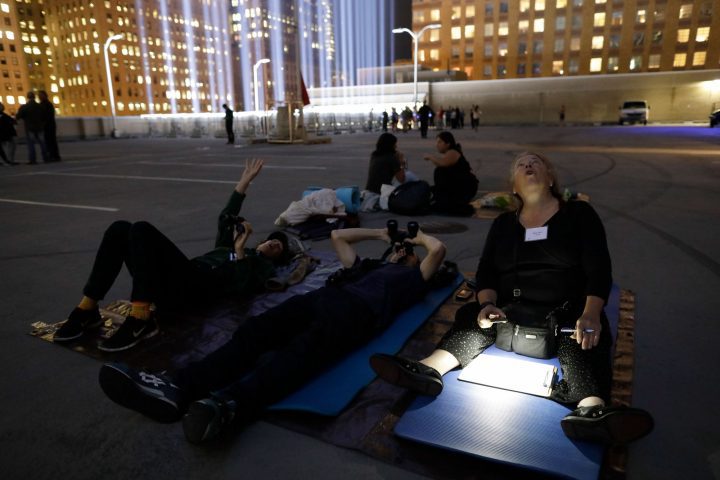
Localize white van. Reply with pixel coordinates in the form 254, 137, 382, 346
619, 101, 649, 125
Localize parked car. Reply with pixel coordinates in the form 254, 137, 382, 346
710, 109, 720, 127
619, 100, 650, 125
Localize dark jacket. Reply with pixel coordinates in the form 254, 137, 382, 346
16, 100, 46, 132
0, 112, 17, 141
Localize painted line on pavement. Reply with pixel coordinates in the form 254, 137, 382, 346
136, 161, 326, 170
0, 198, 119, 212
33, 171, 237, 184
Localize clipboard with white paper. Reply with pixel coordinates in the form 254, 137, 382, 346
458, 354, 558, 397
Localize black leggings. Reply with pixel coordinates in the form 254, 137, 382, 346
438, 302, 613, 405
83, 220, 216, 307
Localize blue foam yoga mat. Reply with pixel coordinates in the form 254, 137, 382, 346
268, 275, 464, 415
394, 285, 621, 480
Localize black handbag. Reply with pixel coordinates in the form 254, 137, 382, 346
495, 302, 567, 359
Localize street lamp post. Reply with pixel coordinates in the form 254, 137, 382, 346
253, 58, 270, 112
103, 33, 124, 138
392, 24, 441, 108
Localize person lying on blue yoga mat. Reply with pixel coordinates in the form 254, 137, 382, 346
371, 151, 654, 446
98, 222, 447, 444
53, 158, 291, 352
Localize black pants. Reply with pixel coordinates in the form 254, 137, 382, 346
173, 287, 375, 420
420, 120, 429, 138
225, 120, 234, 144
83, 221, 216, 307
45, 123, 61, 161
439, 302, 613, 405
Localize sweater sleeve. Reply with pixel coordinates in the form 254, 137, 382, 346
474, 215, 503, 293
574, 202, 613, 303
215, 191, 246, 248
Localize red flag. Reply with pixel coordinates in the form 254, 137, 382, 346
300, 71, 310, 106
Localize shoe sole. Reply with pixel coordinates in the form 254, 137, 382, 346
370, 354, 443, 397
53, 319, 103, 343
183, 401, 221, 444
97, 325, 159, 352
561, 408, 654, 445
98, 364, 181, 423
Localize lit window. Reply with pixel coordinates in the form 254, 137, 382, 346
696, 27, 710, 42
0, 4, 8, 13
519, 20, 529, 34
595, 0, 606, 3
673, 53, 686, 67
465, 25, 475, 38
677, 29, 689, 42
6, 31, 13, 40
630, 56, 642, 70
692, 51, 706, 66
607, 56, 618, 71
430, 9, 440, 21
611, 11, 622, 26
451, 26, 462, 40
590, 57, 602, 72
648, 54, 661, 69
430, 49, 439, 61
592, 36, 604, 49
466, 5, 475, 18
419, 50, 425, 62
557, 0, 567, 7
535, 0, 545, 11
594, 13, 605, 27
520, 0, 530, 13
552, 60, 563, 74
679, 4, 692, 19
484, 23, 494, 36
429, 29, 440, 42
637, 9, 646, 23
534, 18, 544, 33
499, 41, 508, 56
499, 22, 508, 36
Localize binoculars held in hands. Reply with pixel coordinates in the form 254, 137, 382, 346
221, 213, 246, 235
387, 219, 419, 255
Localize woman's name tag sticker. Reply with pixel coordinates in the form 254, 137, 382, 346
525, 226, 548, 242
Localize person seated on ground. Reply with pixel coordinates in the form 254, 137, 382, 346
97, 224, 447, 444
364, 132, 418, 195
423, 131, 479, 216
371, 151, 654, 446
53, 158, 291, 352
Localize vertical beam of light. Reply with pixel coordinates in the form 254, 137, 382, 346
182, 0, 200, 112
316, 0, 327, 94
297, 1, 312, 90
221, 4, 234, 107
269, 0, 285, 105
159, 0, 177, 113
135, 0, 154, 113
234, 1, 253, 111
202, 1, 217, 111
210, 0, 227, 106
379, 0, 386, 85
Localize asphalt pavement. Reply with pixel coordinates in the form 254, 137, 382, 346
1, 125, 719, 480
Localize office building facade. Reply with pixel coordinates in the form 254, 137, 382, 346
413, 0, 720, 80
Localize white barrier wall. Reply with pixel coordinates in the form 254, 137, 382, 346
50, 70, 720, 140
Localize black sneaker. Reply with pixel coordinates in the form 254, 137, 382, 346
99, 363, 186, 423
54, 307, 103, 342
369, 353, 444, 396
98, 315, 159, 352
182, 397, 236, 444
561, 405, 654, 445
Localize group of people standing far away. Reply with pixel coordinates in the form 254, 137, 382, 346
1, 90, 61, 166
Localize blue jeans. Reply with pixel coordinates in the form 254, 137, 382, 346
26, 130, 49, 163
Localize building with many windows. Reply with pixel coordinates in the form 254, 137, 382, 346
0, 1, 32, 114
413, 0, 720, 80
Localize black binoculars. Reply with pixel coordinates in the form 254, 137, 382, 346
221, 213, 246, 235
387, 219, 419, 255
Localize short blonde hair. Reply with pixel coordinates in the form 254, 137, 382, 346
508, 151, 563, 209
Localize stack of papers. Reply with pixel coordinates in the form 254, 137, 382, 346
458, 355, 557, 397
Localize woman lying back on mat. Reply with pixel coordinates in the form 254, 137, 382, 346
53, 158, 291, 353
371, 151, 654, 446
